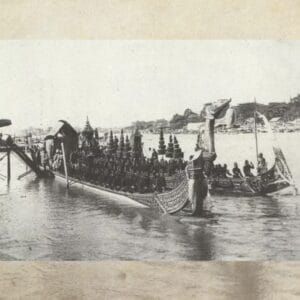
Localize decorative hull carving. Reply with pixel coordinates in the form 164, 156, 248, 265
186, 152, 209, 215
53, 154, 210, 216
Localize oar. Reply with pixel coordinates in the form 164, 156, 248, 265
17, 169, 33, 180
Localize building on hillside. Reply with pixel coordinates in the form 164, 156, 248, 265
269, 117, 282, 123
269, 117, 280, 124
269, 117, 284, 131
239, 117, 254, 133
293, 118, 300, 125
287, 118, 300, 131
266, 102, 288, 120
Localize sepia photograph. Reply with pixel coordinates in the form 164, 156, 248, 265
1, 1, 300, 298
0, 40, 299, 264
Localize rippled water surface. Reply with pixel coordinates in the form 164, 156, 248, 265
0, 133, 299, 260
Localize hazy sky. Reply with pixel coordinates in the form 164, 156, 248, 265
1, 40, 300, 132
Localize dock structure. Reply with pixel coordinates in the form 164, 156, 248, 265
0, 119, 53, 183
0, 146, 11, 184
0, 143, 53, 184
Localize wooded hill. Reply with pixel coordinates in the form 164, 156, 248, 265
128, 94, 300, 131
235, 94, 300, 123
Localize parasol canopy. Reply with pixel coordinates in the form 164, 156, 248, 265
0, 119, 12, 128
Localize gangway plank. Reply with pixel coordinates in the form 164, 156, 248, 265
1, 143, 54, 179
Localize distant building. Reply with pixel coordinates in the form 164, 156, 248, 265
269, 117, 284, 127
269, 117, 287, 132
294, 118, 300, 125
290, 94, 300, 104
244, 117, 254, 125
269, 117, 282, 123
288, 118, 300, 130
186, 122, 204, 132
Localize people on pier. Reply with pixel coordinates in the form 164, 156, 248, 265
212, 164, 221, 177
40, 148, 50, 171
52, 149, 63, 171
30, 145, 41, 165
222, 164, 232, 178
243, 160, 255, 177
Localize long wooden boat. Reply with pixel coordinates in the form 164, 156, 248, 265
49, 100, 233, 216
51, 139, 215, 216
53, 169, 193, 214
208, 146, 296, 196
207, 108, 297, 196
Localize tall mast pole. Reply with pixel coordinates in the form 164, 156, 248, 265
254, 98, 259, 167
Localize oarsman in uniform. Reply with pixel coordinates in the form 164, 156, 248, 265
35, 146, 41, 166
40, 147, 50, 171
257, 153, 268, 175
243, 160, 255, 177
215, 164, 222, 177
222, 164, 232, 178
151, 149, 158, 161
69, 150, 79, 176
232, 162, 243, 178
57, 150, 64, 173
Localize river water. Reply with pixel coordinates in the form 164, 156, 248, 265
0, 133, 299, 261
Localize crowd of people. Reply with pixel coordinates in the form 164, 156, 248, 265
27, 137, 269, 190
66, 147, 186, 193
211, 153, 268, 179
50, 146, 186, 193
29, 145, 53, 171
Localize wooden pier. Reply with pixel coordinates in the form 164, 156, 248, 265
0, 146, 11, 184
0, 144, 53, 184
